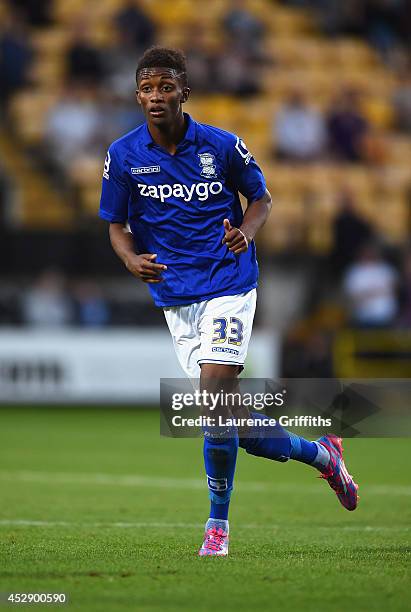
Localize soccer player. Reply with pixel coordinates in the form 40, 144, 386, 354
99, 46, 358, 557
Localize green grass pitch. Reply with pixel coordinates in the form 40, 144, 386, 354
0, 407, 410, 611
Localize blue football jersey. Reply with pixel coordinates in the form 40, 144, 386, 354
99, 113, 266, 307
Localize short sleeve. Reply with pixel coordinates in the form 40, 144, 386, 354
228, 135, 267, 202
99, 145, 130, 223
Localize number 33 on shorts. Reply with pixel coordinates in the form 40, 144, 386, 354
212, 317, 244, 346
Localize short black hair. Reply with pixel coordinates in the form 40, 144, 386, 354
136, 46, 188, 85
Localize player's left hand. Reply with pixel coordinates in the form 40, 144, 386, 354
222, 219, 249, 254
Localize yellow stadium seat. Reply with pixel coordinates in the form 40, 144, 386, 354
10, 91, 59, 144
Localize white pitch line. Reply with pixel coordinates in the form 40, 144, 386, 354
0, 471, 210, 490
0, 471, 410, 496
0, 520, 409, 533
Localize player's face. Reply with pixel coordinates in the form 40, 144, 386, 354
136, 73, 189, 127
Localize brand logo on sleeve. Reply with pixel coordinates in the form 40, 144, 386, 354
103, 151, 111, 180
131, 165, 161, 174
235, 137, 252, 165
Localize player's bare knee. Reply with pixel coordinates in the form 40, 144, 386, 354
200, 363, 241, 381
200, 363, 241, 399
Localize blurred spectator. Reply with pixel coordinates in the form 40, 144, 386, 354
214, 45, 261, 97
183, 26, 215, 93
0, 12, 33, 112
306, 0, 411, 56
45, 84, 102, 170
100, 92, 145, 144
282, 328, 334, 377
396, 1, 411, 49
21, 270, 74, 327
336, 0, 366, 36
301, 331, 334, 377
300, 0, 366, 37
221, 0, 266, 59
273, 90, 326, 161
66, 23, 105, 86
343, 242, 398, 327
327, 88, 370, 162
331, 187, 373, 274
73, 281, 110, 327
104, 26, 143, 99
392, 68, 411, 133
365, 0, 405, 56
11, 0, 53, 27
0, 290, 21, 325
114, 0, 156, 53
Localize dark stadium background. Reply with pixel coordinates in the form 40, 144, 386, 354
0, 2, 410, 610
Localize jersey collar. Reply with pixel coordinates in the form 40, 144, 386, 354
141, 113, 196, 148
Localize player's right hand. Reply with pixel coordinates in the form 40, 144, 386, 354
125, 253, 167, 283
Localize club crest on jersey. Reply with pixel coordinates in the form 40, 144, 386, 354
198, 153, 218, 179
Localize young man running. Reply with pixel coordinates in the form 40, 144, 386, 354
99, 46, 358, 557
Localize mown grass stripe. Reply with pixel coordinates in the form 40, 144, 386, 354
0, 470, 410, 495
0, 519, 409, 532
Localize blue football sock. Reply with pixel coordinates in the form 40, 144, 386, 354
203, 432, 238, 521
239, 412, 329, 470
209, 500, 230, 520
288, 432, 330, 470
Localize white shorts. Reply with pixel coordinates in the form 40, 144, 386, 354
163, 289, 257, 379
